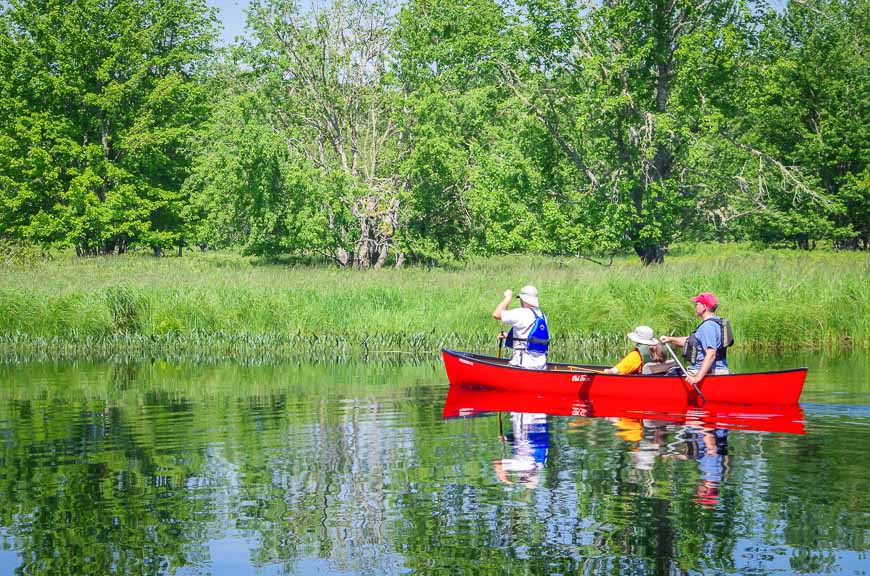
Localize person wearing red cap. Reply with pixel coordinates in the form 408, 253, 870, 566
660, 292, 732, 385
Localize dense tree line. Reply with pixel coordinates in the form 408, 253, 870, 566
1, 0, 866, 265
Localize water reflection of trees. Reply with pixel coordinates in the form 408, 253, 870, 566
387, 415, 868, 574
0, 397, 215, 575
0, 362, 868, 574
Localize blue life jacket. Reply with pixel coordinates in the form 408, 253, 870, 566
505, 308, 549, 353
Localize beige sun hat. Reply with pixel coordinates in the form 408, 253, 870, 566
517, 285, 539, 307
627, 325, 658, 346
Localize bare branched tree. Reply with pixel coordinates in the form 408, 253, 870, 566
251, 0, 405, 268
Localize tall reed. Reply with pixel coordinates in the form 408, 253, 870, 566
0, 245, 866, 363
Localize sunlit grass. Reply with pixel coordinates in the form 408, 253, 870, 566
0, 244, 866, 363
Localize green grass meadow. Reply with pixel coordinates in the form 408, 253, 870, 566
0, 244, 867, 363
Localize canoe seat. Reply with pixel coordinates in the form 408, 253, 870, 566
641, 360, 675, 375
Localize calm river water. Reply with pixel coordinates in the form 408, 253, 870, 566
0, 352, 867, 575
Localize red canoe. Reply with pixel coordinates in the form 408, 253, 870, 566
442, 349, 807, 405
441, 384, 806, 434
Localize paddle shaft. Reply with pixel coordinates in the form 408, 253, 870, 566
497, 412, 507, 458
497, 322, 506, 358
565, 365, 606, 375
663, 341, 707, 404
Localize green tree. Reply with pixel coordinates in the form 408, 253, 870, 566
238, 0, 406, 268
394, 0, 574, 260
184, 61, 297, 255
498, 0, 774, 264
0, 0, 217, 255
732, 0, 868, 249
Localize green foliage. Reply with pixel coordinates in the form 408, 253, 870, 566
105, 285, 148, 333
183, 66, 299, 254
498, 0, 762, 262
734, 0, 869, 248
394, 0, 574, 261
0, 0, 866, 262
0, 0, 218, 254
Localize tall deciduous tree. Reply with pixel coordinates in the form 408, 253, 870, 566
395, 0, 590, 260
498, 0, 767, 263
501, 0, 867, 260
242, 0, 406, 268
395, 0, 515, 259
732, 0, 868, 249
0, 0, 217, 255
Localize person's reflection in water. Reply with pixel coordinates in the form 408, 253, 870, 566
612, 417, 643, 442
684, 424, 729, 508
493, 412, 549, 489
633, 420, 669, 474
610, 418, 668, 491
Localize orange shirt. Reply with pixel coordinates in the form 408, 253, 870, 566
612, 349, 643, 375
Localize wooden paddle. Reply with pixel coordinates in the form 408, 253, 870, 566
496, 322, 507, 358
663, 341, 707, 404
564, 365, 606, 375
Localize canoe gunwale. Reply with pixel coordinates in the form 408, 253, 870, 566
443, 348, 809, 378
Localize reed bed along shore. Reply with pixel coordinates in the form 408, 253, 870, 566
0, 245, 866, 363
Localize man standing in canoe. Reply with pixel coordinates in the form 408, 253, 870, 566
492, 285, 549, 369
661, 292, 733, 385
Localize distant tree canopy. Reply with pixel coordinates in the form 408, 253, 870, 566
1, 0, 866, 265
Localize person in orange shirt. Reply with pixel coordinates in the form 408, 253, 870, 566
604, 325, 665, 375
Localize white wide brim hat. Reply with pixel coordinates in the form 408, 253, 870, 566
517, 285, 539, 307
627, 325, 658, 346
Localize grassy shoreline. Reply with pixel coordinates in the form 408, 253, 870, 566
1, 245, 866, 363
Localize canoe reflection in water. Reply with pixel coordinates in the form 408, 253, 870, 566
444, 384, 802, 501
442, 384, 805, 434
493, 412, 549, 489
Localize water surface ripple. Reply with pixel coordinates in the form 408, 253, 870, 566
0, 356, 867, 575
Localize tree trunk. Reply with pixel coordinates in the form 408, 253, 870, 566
355, 221, 371, 269
336, 248, 351, 267
373, 242, 388, 269
635, 243, 665, 265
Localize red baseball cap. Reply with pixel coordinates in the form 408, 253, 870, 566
691, 292, 718, 308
